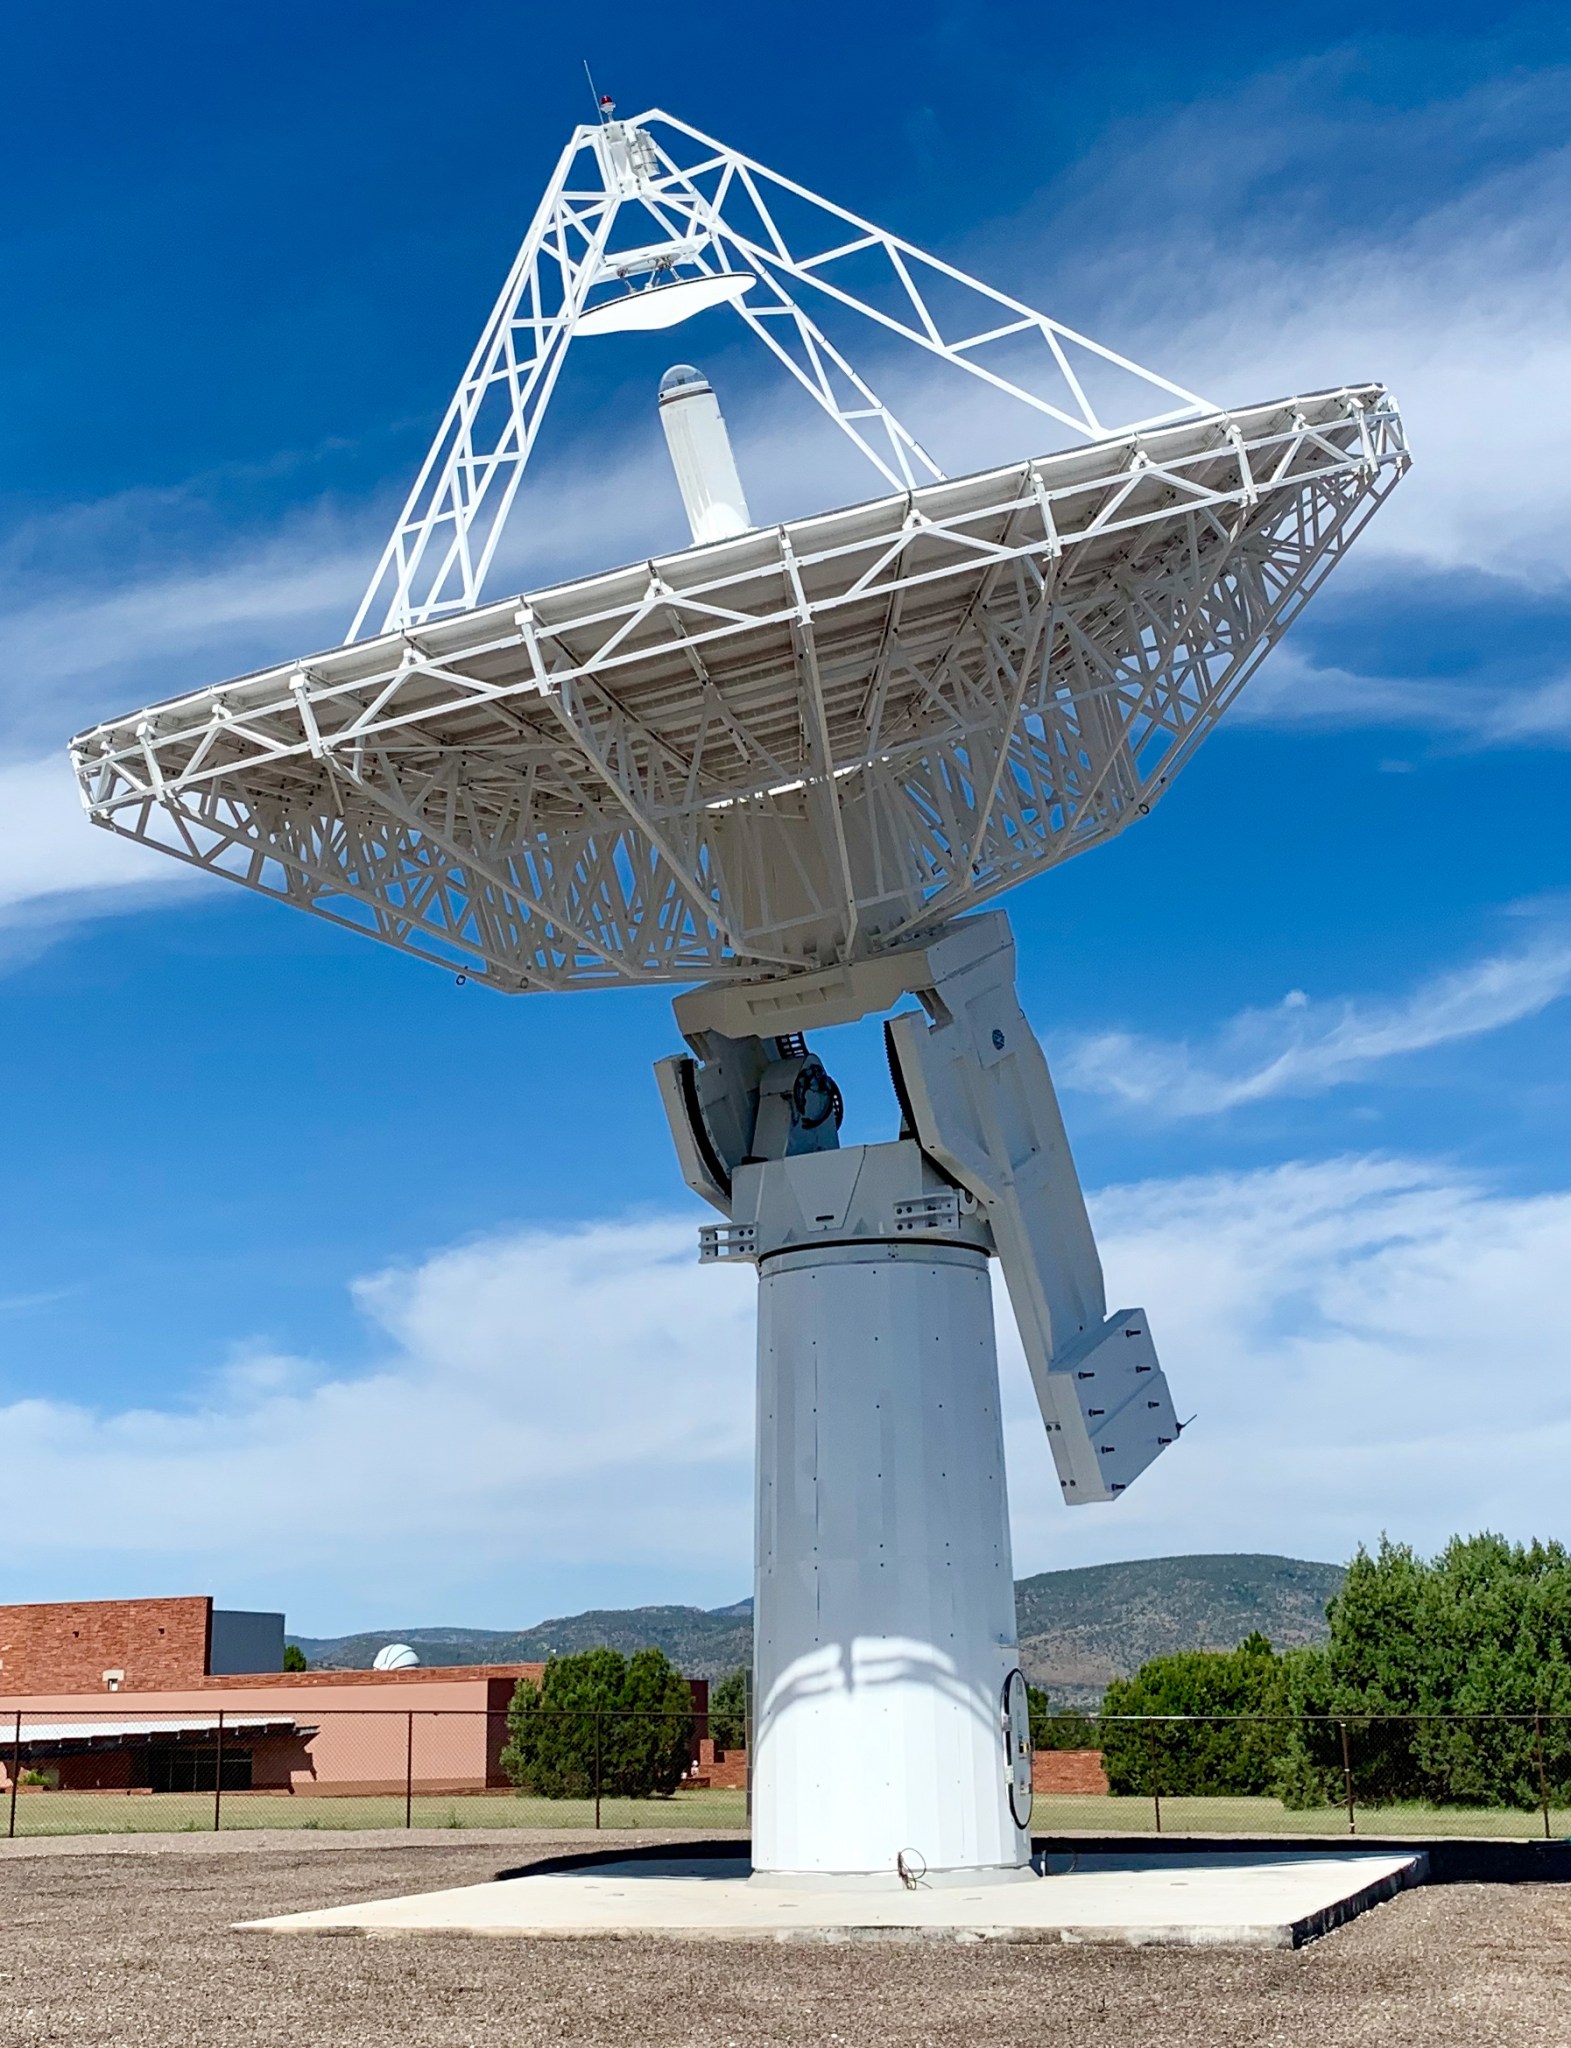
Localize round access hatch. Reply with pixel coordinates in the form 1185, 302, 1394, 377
1002, 1667, 1033, 1829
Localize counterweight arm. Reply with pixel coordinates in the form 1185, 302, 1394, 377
885, 917, 1181, 1504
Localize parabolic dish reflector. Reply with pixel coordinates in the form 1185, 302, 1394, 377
72, 385, 1405, 994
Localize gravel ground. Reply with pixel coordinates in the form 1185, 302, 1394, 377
1, 1831, 1568, 2047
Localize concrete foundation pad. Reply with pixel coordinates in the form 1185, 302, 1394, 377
239, 1847, 1427, 1949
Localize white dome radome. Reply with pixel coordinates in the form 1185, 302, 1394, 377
372, 1643, 419, 1670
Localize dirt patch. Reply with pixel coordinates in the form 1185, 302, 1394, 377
1, 1833, 1568, 2046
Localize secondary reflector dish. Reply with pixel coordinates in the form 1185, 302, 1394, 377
577, 271, 756, 335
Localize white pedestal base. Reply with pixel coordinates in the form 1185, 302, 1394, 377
752, 1238, 1028, 1879
242, 1850, 1431, 1948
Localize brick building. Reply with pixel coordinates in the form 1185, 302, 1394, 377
0, 1597, 705, 1799
0, 1595, 283, 1695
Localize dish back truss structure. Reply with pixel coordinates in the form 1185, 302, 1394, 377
72, 409, 1406, 994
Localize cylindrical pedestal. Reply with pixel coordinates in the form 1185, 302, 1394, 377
752, 1239, 1028, 1879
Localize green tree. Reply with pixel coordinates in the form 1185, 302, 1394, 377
501, 1647, 694, 1799
710, 1667, 748, 1751
1282, 1535, 1571, 1809
1026, 1686, 1097, 1751
1099, 1633, 1292, 1796
614, 1646, 698, 1796
282, 1643, 308, 1672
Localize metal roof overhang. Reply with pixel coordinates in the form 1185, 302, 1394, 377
14, 1717, 312, 1756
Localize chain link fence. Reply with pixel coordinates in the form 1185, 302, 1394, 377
4, 1707, 1569, 1841
1034, 1712, 1571, 1840
1, 1707, 747, 1839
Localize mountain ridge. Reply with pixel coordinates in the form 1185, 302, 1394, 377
290, 1553, 1344, 1704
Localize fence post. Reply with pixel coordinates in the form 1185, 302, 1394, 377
593, 1711, 602, 1831
1146, 1723, 1161, 1834
212, 1710, 225, 1832
1534, 1711, 1552, 1841
7, 1713, 19, 1840
744, 1667, 753, 1832
405, 1712, 415, 1831
1338, 1720, 1356, 1836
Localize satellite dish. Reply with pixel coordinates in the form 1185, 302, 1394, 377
72, 107, 1406, 1889
372, 1643, 419, 1671
577, 271, 755, 336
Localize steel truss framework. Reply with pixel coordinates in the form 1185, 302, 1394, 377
348, 109, 1216, 639
73, 388, 1408, 994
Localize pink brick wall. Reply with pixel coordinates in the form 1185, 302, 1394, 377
1032, 1749, 1109, 1795
0, 1598, 211, 1694
692, 1737, 748, 1789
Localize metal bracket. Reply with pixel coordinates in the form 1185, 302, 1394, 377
699, 1221, 759, 1263
892, 1191, 962, 1235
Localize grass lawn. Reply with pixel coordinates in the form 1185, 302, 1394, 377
5, 1786, 749, 1838
6, 1785, 1565, 1841
1029, 1792, 1570, 1839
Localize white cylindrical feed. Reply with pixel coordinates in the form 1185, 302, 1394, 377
752, 1239, 1028, 1880
658, 364, 752, 545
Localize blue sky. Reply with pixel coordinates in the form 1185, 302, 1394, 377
3, 1, 1570, 1634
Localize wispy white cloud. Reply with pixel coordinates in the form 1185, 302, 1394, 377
1477, 671, 1571, 745
1059, 917, 1571, 1115
4, 1157, 1569, 1624
0, 1216, 758, 1623
0, 754, 202, 962
1006, 1154, 1571, 1573
0, 475, 374, 756
0, 533, 356, 704
1233, 641, 1571, 749
1229, 641, 1455, 733
1044, 67, 1571, 592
